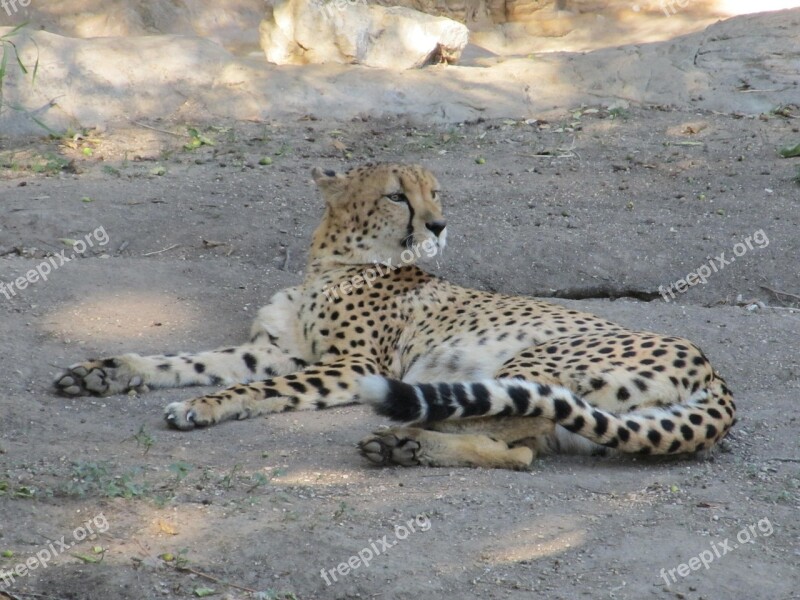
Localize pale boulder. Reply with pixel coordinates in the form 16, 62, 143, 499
259, 0, 470, 68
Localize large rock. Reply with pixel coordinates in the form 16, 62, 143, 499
1, 8, 798, 135
0, 0, 268, 54
259, 0, 470, 68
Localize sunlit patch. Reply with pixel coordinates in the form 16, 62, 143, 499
717, 0, 800, 14
271, 468, 370, 487
481, 528, 587, 563
41, 292, 201, 344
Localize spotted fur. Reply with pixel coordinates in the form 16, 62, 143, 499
54, 163, 735, 469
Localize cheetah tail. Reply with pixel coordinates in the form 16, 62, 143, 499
358, 375, 735, 455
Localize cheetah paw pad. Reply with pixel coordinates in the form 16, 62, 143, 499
358, 431, 422, 467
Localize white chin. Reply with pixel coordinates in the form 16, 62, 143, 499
412, 232, 445, 263
438, 229, 447, 250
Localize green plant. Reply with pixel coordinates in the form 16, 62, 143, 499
30, 153, 69, 174
257, 591, 299, 600
608, 107, 629, 120
62, 461, 148, 499
779, 142, 800, 158
771, 105, 796, 118
130, 424, 155, 455
220, 464, 240, 490
246, 468, 285, 493
0, 477, 37, 499
247, 472, 270, 492
12, 486, 35, 499
332, 501, 353, 521
0, 23, 49, 130
175, 548, 190, 569
1, 24, 33, 106
168, 461, 193, 485
184, 127, 214, 151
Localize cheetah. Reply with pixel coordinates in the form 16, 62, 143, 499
55, 163, 736, 469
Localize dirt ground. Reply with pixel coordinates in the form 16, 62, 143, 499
0, 105, 799, 600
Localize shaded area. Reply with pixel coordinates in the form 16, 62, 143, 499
1, 8, 798, 136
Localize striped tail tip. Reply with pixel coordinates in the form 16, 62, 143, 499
358, 376, 424, 422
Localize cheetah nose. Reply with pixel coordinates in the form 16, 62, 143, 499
426, 220, 447, 237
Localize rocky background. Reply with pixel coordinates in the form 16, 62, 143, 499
1, 2, 798, 135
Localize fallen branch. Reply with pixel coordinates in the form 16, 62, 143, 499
177, 565, 259, 594
142, 244, 180, 257
760, 285, 800, 303
282, 247, 291, 271
519, 151, 577, 158
574, 485, 615, 496
738, 88, 785, 93
125, 117, 187, 137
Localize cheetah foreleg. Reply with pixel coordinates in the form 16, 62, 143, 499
54, 343, 302, 397
164, 353, 381, 429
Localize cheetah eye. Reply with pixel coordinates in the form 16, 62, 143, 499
385, 193, 408, 204
431, 190, 440, 200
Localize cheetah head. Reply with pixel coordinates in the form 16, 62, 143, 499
309, 163, 446, 266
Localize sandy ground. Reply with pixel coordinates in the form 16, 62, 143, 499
0, 104, 799, 600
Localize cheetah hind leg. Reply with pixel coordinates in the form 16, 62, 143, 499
358, 417, 553, 470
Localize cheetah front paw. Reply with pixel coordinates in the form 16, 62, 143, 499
358, 429, 424, 467
164, 400, 212, 430
164, 395, 250, 430
55, 357, 145, 397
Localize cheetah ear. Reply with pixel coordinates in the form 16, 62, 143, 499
311, 167, 347, 203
